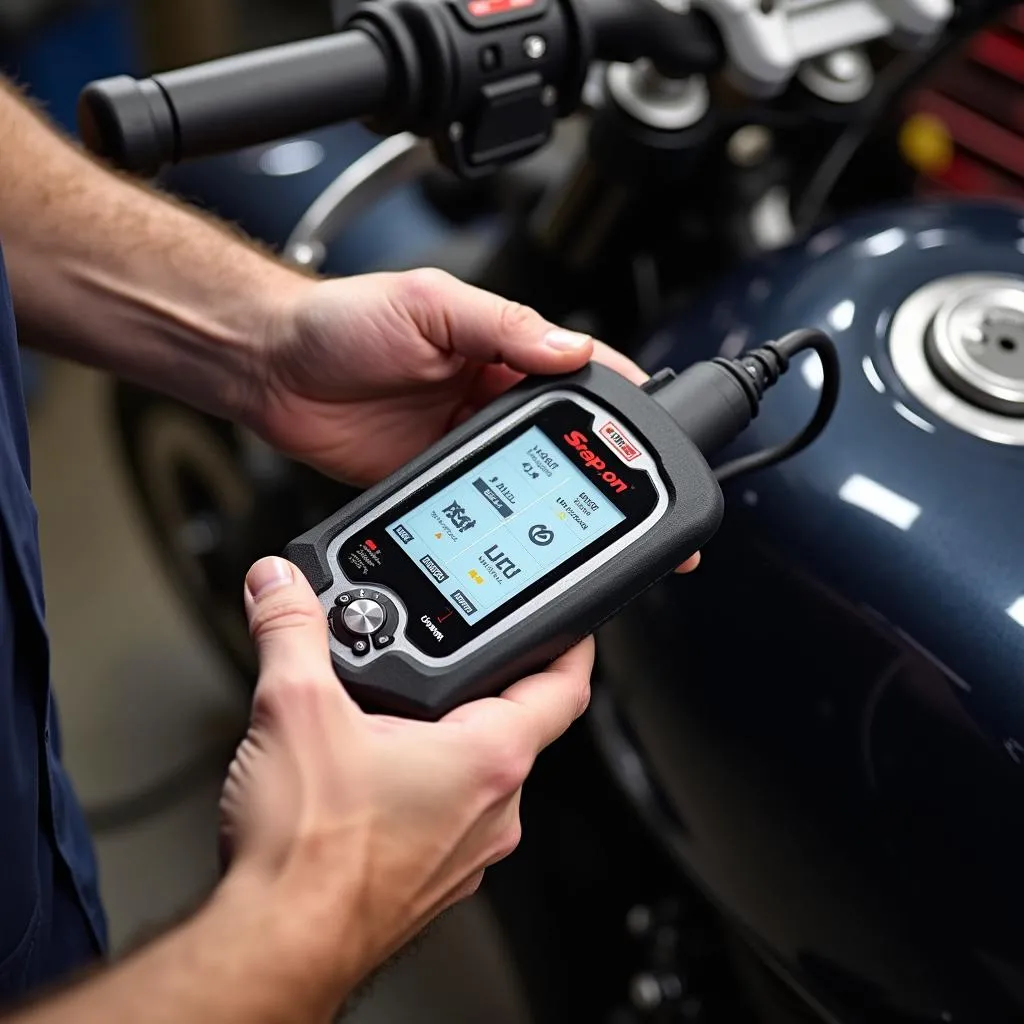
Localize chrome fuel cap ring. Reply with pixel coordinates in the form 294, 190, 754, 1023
889, 273, 1024, 445
927, 281, 1024, 417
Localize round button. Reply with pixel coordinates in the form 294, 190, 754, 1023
343, 598, 386, 636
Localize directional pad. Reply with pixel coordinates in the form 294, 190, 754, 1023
343, 598, 386, 635
330, 589, 400, 649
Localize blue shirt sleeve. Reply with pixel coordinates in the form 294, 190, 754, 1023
0, 246, 106, 1004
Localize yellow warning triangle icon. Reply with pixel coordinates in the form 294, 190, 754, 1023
435, 532, 443, 540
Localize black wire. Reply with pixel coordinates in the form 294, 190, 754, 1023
714, 329, 840, 483
82, 740, 239, 836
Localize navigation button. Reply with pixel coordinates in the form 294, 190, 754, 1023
373, 633, 394, 650
343, 599, 387, 636
352, 639, 370, 656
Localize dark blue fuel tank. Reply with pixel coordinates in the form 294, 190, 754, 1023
600, 200, 1024, 1023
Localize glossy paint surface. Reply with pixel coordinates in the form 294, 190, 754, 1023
602, 200, 1024, 1023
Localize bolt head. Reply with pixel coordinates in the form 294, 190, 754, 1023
523, 34, 546, 59
825, 49, 863, 83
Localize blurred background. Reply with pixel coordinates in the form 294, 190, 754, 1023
4, 2, 526, 1021
11, 3, 1024, 1022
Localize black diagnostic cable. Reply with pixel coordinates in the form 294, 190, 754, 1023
644, 329, 840, 482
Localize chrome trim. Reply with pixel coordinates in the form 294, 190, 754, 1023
605, 62, 709, 131
888, 273, 1024, 445
796, 48, 873, 104
283, 133, 436, 271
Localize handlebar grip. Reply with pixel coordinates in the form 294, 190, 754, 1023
78, 30, 392, 174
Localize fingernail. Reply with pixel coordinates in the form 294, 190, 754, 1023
246, 557, 293, 601
544, 328, 591, 352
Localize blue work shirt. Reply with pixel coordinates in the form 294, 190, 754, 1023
0, 246, 106, 1003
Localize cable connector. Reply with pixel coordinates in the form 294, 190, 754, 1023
651, 329, 839, 483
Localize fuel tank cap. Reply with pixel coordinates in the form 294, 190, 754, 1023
889, 273, 1024, 445
926, 280, 1024, 416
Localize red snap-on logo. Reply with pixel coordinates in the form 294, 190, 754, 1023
598, 421, 642, 462
563, 431, 629, 494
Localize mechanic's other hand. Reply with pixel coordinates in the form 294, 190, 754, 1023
219, 555, 593, 991
256, 269, 653, 486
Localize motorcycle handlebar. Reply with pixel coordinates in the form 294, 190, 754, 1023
78, 30, 391, 175
78, 0, 725, 176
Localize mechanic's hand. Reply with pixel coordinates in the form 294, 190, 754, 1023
257, 268, 650, 485
256, 268, 698, 573
220, 555, 593, 991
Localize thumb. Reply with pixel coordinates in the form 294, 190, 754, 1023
397, 268, 594, 375
223, 557, 345, 874
244, 556, 337, 694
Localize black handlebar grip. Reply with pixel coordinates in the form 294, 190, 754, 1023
78, 30, 392, 174
78, 77, 176, 174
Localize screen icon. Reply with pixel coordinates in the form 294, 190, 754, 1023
528, 524, 555, 547
393, 524, 414, 544
419, 554, 449, 583
441, 499, 477, 534
472, 477, 514, 518
450, 590, 478, 616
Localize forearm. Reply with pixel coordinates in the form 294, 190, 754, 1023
0, 79, 309, 423
6, 873, 356, 1024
